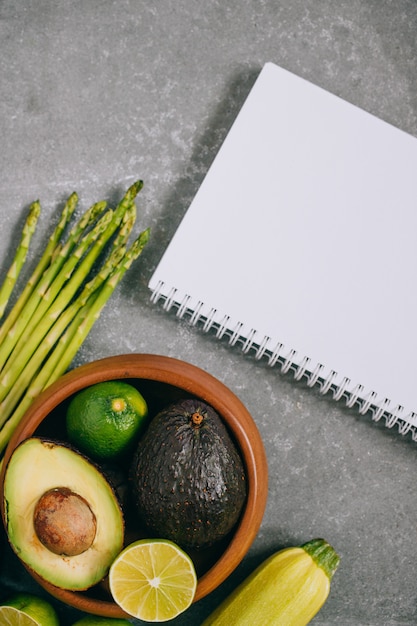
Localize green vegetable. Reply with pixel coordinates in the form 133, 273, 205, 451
202, 538, 340, 625
0, 201, 40, 320
0, 193, 78, 343
0, 181, 149, 457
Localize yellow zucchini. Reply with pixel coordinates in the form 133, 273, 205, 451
202, 538, 340, 626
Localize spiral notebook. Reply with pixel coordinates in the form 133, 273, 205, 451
149, 62, 417, 439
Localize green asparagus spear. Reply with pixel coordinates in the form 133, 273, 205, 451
0, 207, 113, 377
0, 198, 138, 390
0, 201, 41, 320
44, 227, 150, 385
0, 182, 148, 456
0, 243, 127, 432
0, 227, 149, 454
0, 193, 78, 344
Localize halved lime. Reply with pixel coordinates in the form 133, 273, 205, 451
0, 594, 59, 626
109, 539, 197, 622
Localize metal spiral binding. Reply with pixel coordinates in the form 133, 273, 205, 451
150, 283, 417, 442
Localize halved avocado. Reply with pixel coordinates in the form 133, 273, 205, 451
3, 437, 124, 591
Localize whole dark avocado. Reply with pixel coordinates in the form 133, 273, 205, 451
129, 398, 247, 550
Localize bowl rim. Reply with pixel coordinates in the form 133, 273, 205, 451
0, 353, 268, 618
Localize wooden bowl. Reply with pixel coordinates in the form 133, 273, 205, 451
0, 353, 268, 618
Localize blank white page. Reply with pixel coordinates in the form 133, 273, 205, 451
149, 62, 417, 421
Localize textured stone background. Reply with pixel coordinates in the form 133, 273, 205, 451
0, 1, 416, 624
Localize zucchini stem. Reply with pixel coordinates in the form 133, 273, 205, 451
301, 538, 340, 580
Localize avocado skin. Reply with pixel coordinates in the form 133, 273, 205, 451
129, 399, 247, 550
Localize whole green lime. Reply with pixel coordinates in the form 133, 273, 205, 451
66, 380, 148, 461
0, 593, 59, 626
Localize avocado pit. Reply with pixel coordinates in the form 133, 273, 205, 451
33, 487, 97, 557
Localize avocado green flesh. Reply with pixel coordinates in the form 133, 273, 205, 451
130, 399, 247, 550
3, 437, 124, 591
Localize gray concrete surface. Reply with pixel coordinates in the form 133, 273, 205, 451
0, 1, 417, 624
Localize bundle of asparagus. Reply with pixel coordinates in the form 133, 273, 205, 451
0, 180, 150, 457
